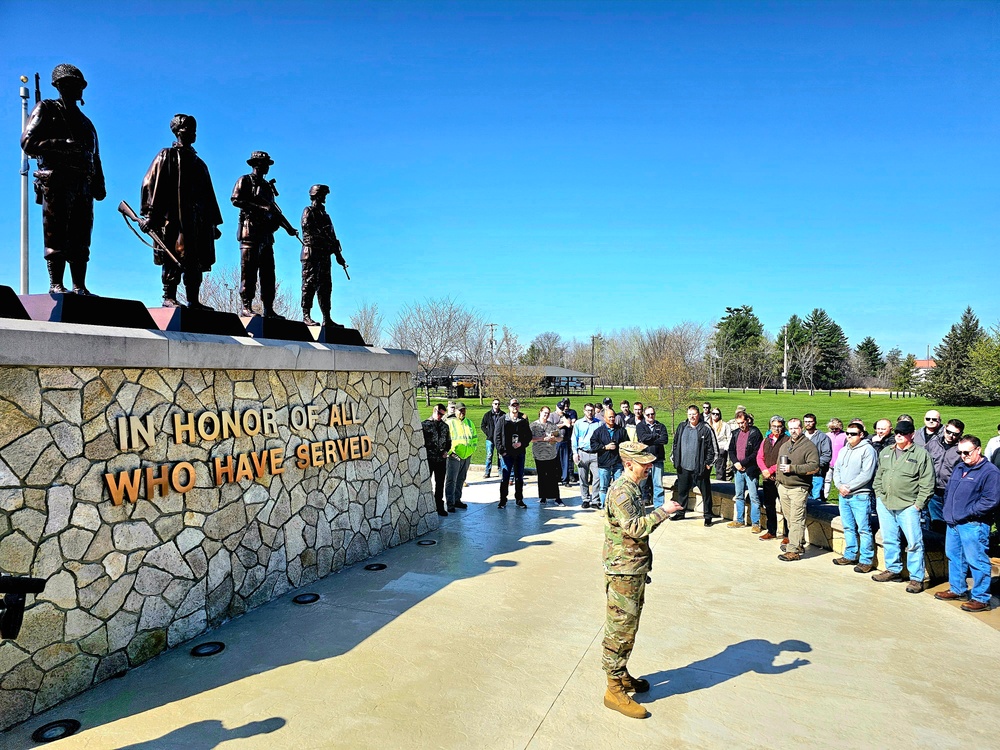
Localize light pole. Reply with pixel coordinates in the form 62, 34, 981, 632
19, 76, 31, 294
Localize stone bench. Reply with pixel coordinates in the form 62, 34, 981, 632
660, 474, 995, 584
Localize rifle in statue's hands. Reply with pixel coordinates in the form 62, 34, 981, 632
333, 239, 350, 280
118, 200, 181, 266
265, 178, 300, 239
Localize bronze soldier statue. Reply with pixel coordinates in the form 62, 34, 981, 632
230, 151, 297, 318
20, 63, 106, 295
300, 184, 346, 326
140, 114, 223, 309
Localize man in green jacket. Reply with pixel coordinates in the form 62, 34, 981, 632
445, 402, 478, 512
872, 420, 935, 593
775, 418, 820, 562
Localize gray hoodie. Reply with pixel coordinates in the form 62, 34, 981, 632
832, 439, 877, 497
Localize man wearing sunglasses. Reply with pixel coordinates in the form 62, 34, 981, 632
872, 420, 935, 593
914, 410, 943, 447
494, 399, 532, 509
832, 422, 878, 572
924, 419, 964, 529
935, 436, 1000, 612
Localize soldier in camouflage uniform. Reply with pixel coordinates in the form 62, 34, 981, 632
300, 184, 346, 326
602, 442, 683, 718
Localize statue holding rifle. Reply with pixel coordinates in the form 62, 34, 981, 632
20, 63, 106, 295
231, 151, 298, 318
300, 184, 349, 326
137, 114, 222, 309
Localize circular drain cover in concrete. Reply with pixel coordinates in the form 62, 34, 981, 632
364, 563, 387, 571
190, 641, 225, 657
31, 719, 81, 743
417, 539, 437, 546
292, 593, 320, 605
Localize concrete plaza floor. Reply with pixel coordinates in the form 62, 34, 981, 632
5, 476, 1000, 749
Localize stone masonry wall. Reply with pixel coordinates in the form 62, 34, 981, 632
0, 360, 434, 730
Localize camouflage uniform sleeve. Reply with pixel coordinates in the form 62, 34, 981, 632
607, 484, 670, 539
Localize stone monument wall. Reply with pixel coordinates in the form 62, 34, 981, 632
0, 320, 435, 730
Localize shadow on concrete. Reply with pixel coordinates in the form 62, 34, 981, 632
641, 639, 812, 702
8, 503, 584, 743
117, 717, 286, 749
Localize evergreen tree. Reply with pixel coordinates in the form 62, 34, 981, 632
713, 305, 767, 387
802, 308, 850, 389
920, 307, 986, 405
969, 325, 1000, 402
855, 336, 884, 378
895, 353, 918, 391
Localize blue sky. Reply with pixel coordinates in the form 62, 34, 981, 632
1, 0, 997, 357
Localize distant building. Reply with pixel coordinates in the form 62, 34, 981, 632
421, 364, 596, 398
914, 358, 936, 381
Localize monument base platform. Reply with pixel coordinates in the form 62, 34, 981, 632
0, 285, 30, 320
318, 322, 367, 346
241, 315, 315, 342
149, 306, 249, 337
20, 292, 157, 329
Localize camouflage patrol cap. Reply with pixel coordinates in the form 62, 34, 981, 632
52, 63, 87, 88
619, 441, 656, 465
309, 184, 330, 198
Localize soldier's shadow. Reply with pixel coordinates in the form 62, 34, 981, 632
637, 639, 812, 703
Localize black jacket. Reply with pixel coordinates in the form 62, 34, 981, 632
421, 418, 451, 463
671, 421, 717, 472
480, 409, 505, 442
591, 424, 629, 469
729, 426, 764, 479
635, 420, 669, 462
495, 413, 532, 456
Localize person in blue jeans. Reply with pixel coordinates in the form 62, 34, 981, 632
727, 410, 763, 529
803, 414, 832, 502
871, 420, 935, 593
591, 408, 627, 510
635, 406, 669, 508
934, 435, 1000, 613
831, 422, 878, 572
480, 399, 504, 479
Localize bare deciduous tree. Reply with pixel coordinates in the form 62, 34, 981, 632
483, 326, 544, 402
391, 297, 467, 405
350, 301, 384, 347
459, 314, 492, 405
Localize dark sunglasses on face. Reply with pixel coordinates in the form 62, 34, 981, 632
846, 431, 860, 437
945, 429, 961, 437
957, 450, 974, 456
925, 417, 940, 422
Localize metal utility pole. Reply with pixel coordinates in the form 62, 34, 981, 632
19, 76, 31, 294
590, 334, 601, 395
486, 323, 497, 362
782, 325, 789, 391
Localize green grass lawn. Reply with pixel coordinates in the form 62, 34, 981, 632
414, 388, 1000, 475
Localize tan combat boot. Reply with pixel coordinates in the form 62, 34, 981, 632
621, 670, 650, 693
604, 677, 649, 718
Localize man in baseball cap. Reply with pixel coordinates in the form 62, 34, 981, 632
601, 441, 683, 719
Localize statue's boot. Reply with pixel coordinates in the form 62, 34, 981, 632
621, 670, 650, 694
185, 281, 213, 311
46, 258, 68, 294
302, 309, 319, 326
262, 307, 285, 320
603, 677, 648, 718
69, 262, 95, 296
162, 284, 181, 308
240, 299, 257, 318
319, 301, 336, 328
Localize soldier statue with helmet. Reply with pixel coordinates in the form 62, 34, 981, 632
300, 183, 347, 326
20, 63, 106, 295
